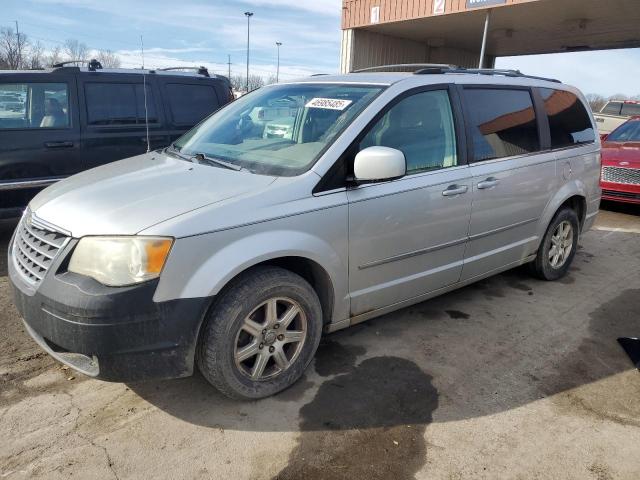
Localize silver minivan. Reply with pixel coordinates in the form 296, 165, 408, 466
9, 67, 601, 399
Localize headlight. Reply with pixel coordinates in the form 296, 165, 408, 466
68, 236, 173, 286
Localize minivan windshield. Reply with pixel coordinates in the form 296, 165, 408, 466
607, 120, 640, 142
172, 83, 384, 176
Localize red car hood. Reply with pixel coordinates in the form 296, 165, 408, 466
602, 141, 640, 168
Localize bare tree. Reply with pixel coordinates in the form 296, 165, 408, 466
265, 74, 278, 85
585, 93, 607, 112
0, 27, 29, 69
45, 45, 63, 67
609, 93, 630, 101
230, 74, 266, 92
63, 39, 88, 63
95, 49, 121, 68
27, 41, 45, 69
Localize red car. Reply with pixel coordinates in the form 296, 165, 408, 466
601, 116, 640, 204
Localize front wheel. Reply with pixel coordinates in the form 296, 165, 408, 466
197, 266, 323, 399
529, 208, 579, 281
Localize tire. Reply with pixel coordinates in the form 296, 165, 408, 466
196, 266, 323, 400
529, 207, 579, 281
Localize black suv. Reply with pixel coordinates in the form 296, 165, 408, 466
0, 63, 233, 219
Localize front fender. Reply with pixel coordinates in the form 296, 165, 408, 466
153, 209, 349, 323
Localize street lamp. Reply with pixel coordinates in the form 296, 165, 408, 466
276, 41, 282, 83
244, 12, 254, 93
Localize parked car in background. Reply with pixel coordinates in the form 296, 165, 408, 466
9, 66, 600, 400
0, 62, 233, 219
601, 116, 640, 204
593, 100, 640, 135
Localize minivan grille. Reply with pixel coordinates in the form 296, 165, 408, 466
602, 166, 640, 185
12, 212, 69, 286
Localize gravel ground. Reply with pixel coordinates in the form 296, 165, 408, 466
1, 202, 639, 480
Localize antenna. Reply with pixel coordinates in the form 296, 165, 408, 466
141, 35, 151, 153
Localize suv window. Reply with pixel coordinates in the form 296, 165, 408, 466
85, 83, 157, 126
166, 84, 219, 126
464, 88, 539, 162
540, 88, 595, 149
621, 103, 640, 116
0, 83, 69, 130
601, 102, 622, 115
359, 90, 457, 173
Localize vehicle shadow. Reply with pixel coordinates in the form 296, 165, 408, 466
0, 219, 18, 277
129, 229, 640, 433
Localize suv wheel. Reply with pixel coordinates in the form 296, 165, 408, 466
529, 208, 579, 281
197, 266, 322, 399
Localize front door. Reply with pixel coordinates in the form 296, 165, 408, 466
0, 75, 82, 214
347, 87, 472, 316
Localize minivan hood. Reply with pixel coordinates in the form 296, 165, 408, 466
31, 152, 277, 237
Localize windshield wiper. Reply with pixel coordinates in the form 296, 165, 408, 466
192, 153, 243, 172
165, 143, 190, 161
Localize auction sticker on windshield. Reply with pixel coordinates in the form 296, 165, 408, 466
305, 98, 353, 110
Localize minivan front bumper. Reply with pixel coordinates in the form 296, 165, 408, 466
9, 235, 210, 382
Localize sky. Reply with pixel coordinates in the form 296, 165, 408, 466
2, 0, 640, 96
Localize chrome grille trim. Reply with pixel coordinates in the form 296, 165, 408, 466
12, 211, 70, 287
602, 166, 640, 185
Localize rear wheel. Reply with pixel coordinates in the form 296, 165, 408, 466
529, 208, 579, 281
197, 266, 322, 399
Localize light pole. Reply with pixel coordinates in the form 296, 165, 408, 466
276, 41, 282, 83
244, 12, 253, 93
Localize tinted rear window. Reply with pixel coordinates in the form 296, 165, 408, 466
621, 103, 640, 116
464, 88, 540, 162
540, 88, 595, 149
85, 83, 157, 125
166, 84, 219, 125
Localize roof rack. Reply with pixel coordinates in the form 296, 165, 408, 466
51, 60, 86, 68
414, 66, 561, 83
352, 63, 457, 73
158, 66, 210, 77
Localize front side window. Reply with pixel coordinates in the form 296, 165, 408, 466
606, 120, 640, 142
359, 89, 457, 173
540, 88, 596, 149
464, 88, 540, 162
0, 83, 69, 130
85, 83, 157, 126
166, 84, 219, 125
173, 83, 383, 176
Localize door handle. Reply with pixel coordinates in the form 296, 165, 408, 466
442, 184, 469, 197
44, 141, 74, 149
477, 178, 499, 190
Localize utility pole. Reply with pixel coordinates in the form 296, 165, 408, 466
15, 20, 21, 69
276, 42, 282, 83
227, 54, 231, 79
244, 12, 253, 93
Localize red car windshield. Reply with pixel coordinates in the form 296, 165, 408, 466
607, 120, 640, 142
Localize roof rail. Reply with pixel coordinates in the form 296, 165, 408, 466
414, 66, 561, 83
158, 66, 210, 77
352, 63, 457, 73
51, 60, 86, 68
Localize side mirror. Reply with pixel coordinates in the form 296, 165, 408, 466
353, 146, 406, 183
600, 133, 608, 142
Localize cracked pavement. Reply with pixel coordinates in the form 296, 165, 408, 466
1, 203, 640, 479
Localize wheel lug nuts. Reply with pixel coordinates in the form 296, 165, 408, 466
277, 334, 284, 341
262, 329, 267, 335
274, 324, 280, 329
259, 343, 264, 349
269, 346, 275, 353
